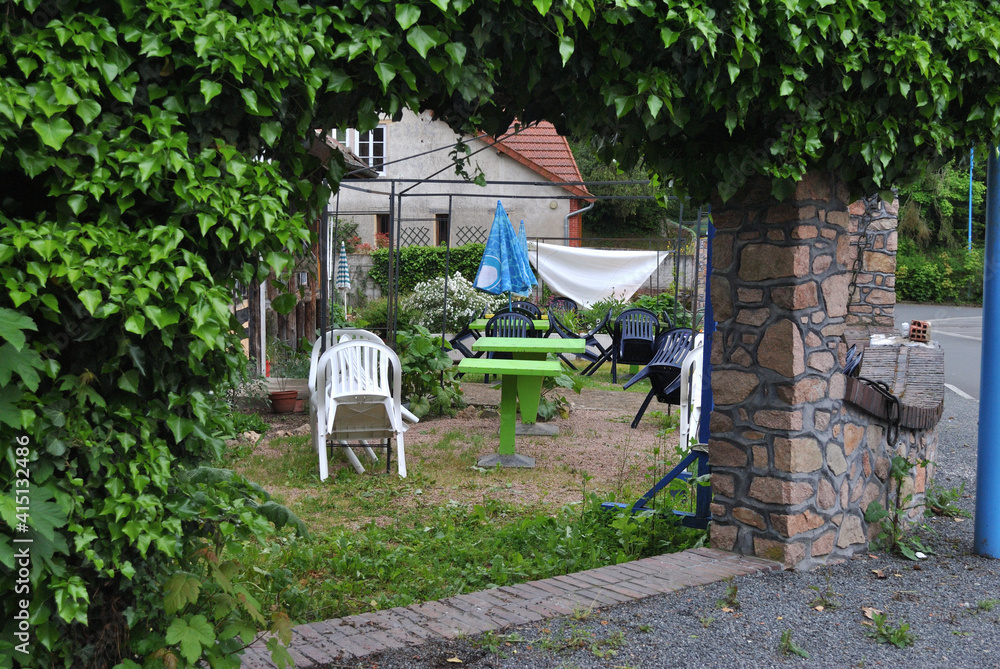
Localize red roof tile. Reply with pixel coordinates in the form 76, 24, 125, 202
483, 122, 592, 199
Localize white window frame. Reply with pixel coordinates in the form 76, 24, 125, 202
353, 125, 386, 175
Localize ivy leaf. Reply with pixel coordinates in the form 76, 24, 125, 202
558, 36, 575, 66
164, 574, 202, 615
118, 369, 140, 394
0, 386, 22, 429
76, 99, 102, 125
200, 80, 222, 104
727, 62, 740, 84
0, 342, 42, 391
444, 42, 466, 66
270, 293, 297, 315
78, 289, 102, 315
0, 307, 37, 351
165, 615, 215, 663
32, 117, 74, 150
124, 312, 146, 335
406, 26, 438, 59
395, 4, 421, 30
532, 0, 554, 13
166, 414, 195, 442
261, 121, 281, 146
27, 485, 68, 543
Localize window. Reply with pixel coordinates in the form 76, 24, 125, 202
356, 126, 386, 173
435, 214, 450, 246
376, 214, 391, 246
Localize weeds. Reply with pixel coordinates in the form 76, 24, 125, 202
717, 578, 740, 610
924, 480, 971, 518
779, 629, 810, 659
975, 599, 1000, 613
808, 570, 840, 610
539, 624, 625, 658
864, 455, 936, 560
864, 612, 916, 648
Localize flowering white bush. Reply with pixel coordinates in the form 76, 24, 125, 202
405, 273, 507, 332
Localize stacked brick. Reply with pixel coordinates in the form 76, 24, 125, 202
846, 196, 898, 328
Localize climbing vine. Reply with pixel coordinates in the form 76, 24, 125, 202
2, 1, 1000, 667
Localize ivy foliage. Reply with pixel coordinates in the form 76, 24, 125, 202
3, 0, 1000, 667
426, 0, 1000, 202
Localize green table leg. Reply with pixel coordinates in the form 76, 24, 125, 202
516, 376, 545, 424
498, 374, 518, 455
514, 351, 547, 424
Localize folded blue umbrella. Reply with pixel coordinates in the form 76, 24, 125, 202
474, 201, 537, 298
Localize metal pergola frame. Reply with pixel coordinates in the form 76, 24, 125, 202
315, 179, 711, 359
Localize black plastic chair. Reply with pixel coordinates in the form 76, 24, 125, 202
547, 297, 578, 313
482, 312, 536, 382
548, 309, 611, 374
448, 310, 485, 359
611, 307, 661, 383
513, 300, 542, 318
622, 328, 694, 428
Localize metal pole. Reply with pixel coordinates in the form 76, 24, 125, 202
699, 211, 715, 445
442, 196, 453, 346
319, 203, 328, 355
970, 146, 976, 252
386, 181, 397, 346
976, 144, 1000, 558
675, 201, 683, 324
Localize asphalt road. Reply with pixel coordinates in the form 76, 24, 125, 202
894, 302, 983, 400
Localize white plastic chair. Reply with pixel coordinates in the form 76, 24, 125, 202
315, 339, 409, 480
678, 333, 704, 451
309, 330, 384, 472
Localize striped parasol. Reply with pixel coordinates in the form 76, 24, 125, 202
335, 241, 350, 310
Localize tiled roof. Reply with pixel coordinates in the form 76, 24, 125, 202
484, 122, 592, 199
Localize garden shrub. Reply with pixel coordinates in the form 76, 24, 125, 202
896, 238, 984, 304
368, 244, 486, 294
403, 273, 507, 333
394, 326, 464, 418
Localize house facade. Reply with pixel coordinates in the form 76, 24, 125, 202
329, 109, 592, 248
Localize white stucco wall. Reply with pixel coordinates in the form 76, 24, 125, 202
330, 109, 579, 248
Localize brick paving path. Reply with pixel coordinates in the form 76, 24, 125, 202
241, 547, 780, 668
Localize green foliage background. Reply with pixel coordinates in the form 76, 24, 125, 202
368, 243, 485, 294
3, 0, 1000, 666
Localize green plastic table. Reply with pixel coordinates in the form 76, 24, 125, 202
458, 337, 586, 467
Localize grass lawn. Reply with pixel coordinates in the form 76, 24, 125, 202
226, 369, 706, 626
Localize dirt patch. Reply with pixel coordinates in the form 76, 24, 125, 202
238, 382, 685, 520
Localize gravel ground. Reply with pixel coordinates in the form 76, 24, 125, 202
331, 390, 998, 669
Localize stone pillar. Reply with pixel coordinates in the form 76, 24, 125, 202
709, 172, 862, 569
846, 196, 899, 329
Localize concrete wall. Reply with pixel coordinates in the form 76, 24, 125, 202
332, 109, 579, 247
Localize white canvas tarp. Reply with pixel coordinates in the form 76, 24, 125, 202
527, 242, 669, 308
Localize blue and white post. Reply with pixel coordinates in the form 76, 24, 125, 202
976, 144, 1000, 557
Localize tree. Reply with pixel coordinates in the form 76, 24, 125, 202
3, 1, 1000, 667
569, 138, 666, 238
897, 146, 988, 249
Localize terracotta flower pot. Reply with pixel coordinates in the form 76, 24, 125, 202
269, 390, 298, 414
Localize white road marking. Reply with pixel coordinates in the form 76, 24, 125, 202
929, 330, 982, 342
946, 383, 976, 400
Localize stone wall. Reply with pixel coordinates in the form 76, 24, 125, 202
846, 196, 898, 329
708, 172, 855, 568
707, 173, 941, 569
